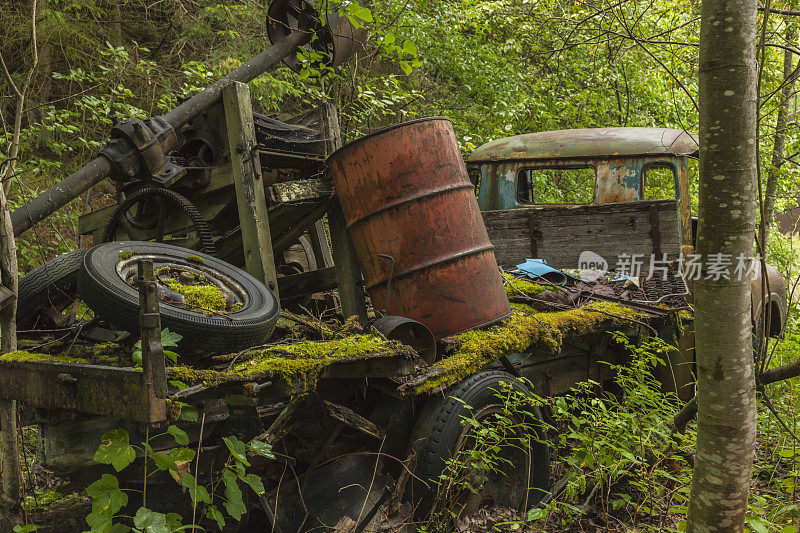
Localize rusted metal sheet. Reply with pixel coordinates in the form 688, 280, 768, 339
468, 127, 699, 163
328, 118, 511, 339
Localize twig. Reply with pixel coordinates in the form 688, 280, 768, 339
191, 413, 206, 531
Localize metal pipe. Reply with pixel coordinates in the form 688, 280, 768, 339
11, 29, 309, 236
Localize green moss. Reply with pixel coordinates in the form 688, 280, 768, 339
0, 350, 89, 364
165, 279, 228, 311
409, 301, 649, 395
503, 272, 558, 297
186, 255, 205, 265
22, 490, 80, 512
166, 334, 413, 395
167, 366, 234, 386
118, 251, 137, 260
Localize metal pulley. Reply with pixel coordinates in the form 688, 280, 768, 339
267, 0, 370, 69
100, 116, 185, 187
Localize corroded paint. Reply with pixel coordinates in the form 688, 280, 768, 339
468, 127, 699, 163
328, 118, 511, 339
475, 155, 688, 209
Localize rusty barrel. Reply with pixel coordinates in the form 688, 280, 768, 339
327, 117, 510, 339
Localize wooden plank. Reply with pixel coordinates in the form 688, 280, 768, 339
329, 202, 367, 321
138, 260, 167, 423
277, 266, 338, 298
0, 361, 157, 422
322, 103, 368, 321
483, 200, 681, 270
223, 81, 279, 298
271, 197, 335, 255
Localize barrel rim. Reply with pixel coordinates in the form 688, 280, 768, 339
327, 116, 453, 163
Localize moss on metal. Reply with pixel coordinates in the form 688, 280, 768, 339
0, 351, 89, 364
167, 334, 415, 394
165, 279, 228, 311
502, 272, 559, 297
118, 250, 137, 260
186, 255, 206, 265
408, 301, 648, 395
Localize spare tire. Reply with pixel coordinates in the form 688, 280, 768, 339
78, 241, 279, 354
17, 250, 86, 329
409, 370, 550, 520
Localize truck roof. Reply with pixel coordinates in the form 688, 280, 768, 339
467, 127, 699, 162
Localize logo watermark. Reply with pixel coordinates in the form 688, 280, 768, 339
576, 252, 762, 281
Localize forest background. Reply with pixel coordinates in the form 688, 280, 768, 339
2, 0, 800, 531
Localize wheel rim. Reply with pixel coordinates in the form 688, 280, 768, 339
117, 253, 249, 315
443, 404, 533, 519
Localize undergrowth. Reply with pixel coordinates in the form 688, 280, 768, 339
420, 333, 800, 532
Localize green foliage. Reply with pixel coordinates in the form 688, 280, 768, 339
132, 328, 182, 366
83, 425, 275, 531
94, 429, 136, 472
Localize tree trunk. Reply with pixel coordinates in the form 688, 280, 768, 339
763, 23, 796, 246
0, 164, 20, 508
687, 0, 759, 530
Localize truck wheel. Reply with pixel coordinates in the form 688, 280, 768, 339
17, 250, 86, 329
409, 370, 550, 521
78, 241, 279, 355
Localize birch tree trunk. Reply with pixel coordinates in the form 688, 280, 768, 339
686, 0, 759, 531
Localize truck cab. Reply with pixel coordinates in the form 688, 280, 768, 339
468, 127, 787, 338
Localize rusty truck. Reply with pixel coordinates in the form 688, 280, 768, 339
0, 7, 721, 531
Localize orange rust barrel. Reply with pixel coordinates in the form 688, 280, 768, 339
327, 117, 511, 339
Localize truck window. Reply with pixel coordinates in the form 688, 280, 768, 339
643, 164, 678, 200
516, 166, 595, 204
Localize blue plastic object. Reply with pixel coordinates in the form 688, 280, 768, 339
515, 258, 580, 286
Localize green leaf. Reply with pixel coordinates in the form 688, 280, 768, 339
248, 440, 274, 459
399, 61, 412, 75
780, 527, 799, 533
222, 469, 246, 521
13, 526, 40, 532
345, 3, 373, 23
178, 403, 198, 422
239, 473, 265, 496
164, 350, 179, 363
222, 436, 250, 466
205, 506, 225, 530
164, 513, 183, 531
167, 426, 189, 446
402, 39, 418, 56
152, 451, 178, 472
94, 429, 136, 472
181, 473, 212, 505
86, 474, 128, 528
169, 380, 189, 391
133, 507, 170, 533
160, 328, 182, 347
169, 447, 196, 462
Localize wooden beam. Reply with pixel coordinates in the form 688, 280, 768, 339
277, 266, 338, 299
138, 260, 167, 423
321, 103, 367, 321
223, 81, 279, 298
0, 361, 159, 422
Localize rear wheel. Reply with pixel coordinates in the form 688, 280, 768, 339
409, 370, 550, 522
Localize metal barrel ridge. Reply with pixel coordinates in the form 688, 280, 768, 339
327, 117, 511, 340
